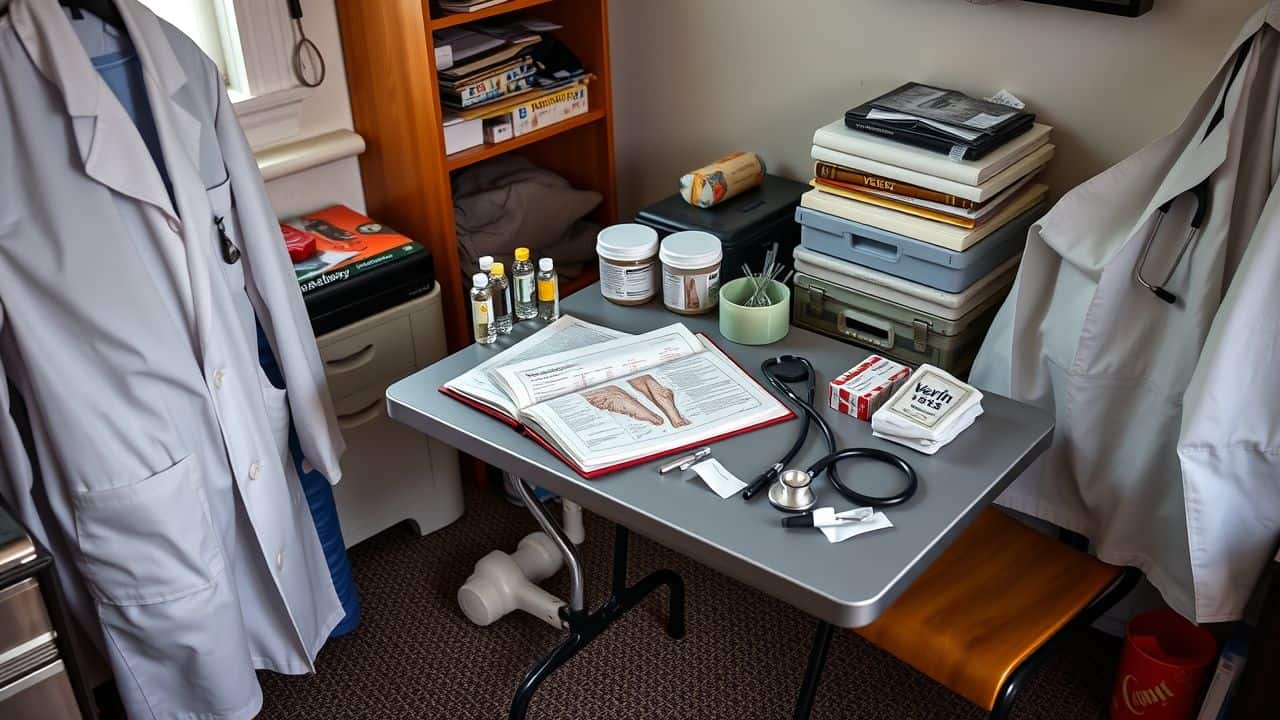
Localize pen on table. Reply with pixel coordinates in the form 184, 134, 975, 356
658, 447, 711, 474
781, 507, 875, 528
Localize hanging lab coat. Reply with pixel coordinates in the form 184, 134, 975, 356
972, 3, 1280, 624
0, 0, 346, 717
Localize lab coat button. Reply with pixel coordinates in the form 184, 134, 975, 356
275, 551, 284, 570
248, 462, 261, 481
166, 217, 182, 234
212, 369, 225, 389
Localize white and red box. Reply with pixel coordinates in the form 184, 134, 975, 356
829, 355, 911, 421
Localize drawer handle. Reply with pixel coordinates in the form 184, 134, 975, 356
838, 309, 894, 348
844, 232, 901, 262
325, 344, 376, 373
337, 399, 383, 429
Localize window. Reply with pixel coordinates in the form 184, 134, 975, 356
139, 0, 313, 148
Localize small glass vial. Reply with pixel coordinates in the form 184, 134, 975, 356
537, 257, 559, 321
470, 273, 496, 345
489, 262, 513, 335
512, 247, 537, 320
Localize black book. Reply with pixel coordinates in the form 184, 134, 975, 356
845, 82, 1036, 161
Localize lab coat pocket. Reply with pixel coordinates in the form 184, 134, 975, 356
260, 376, 292, 466
72, 455, 223, 606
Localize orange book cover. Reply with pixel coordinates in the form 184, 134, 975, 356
811, 179, 978, 229
282, 206, 424, 291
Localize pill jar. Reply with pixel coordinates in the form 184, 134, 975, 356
597, 224, 659, 305
660, 231, 723, 315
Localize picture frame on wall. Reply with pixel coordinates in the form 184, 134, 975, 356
1022, 0, 1153, 17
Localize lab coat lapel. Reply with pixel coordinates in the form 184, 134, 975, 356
9, 0, 175, 220
115, 0, 220, 363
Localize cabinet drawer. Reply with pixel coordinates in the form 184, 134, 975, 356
0, 580, 51, 665
318, 314, 416, 400
0, 661, 79, 720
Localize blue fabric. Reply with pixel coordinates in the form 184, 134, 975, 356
257, 325, 361, 637
91, 48, 171, 196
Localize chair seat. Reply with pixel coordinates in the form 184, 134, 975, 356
855, 508, 1122, 711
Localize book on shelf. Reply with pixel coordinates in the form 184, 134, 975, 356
510, 81, 589, 136
845, 82, 1037, 161
439, 36, 540, 81
449, 76, 590, 122
441, 58, 537, 108
811, 172, 1037, 226
437, 0, 512, 14
811, 142, 1054, 203
433, 27, 504, 64
800, 182, 1048, 252
442, 317, 794, 477
812, 119, 1052, 186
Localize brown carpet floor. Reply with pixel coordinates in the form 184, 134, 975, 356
258, 483, 1121, 719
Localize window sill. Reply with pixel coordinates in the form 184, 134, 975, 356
254, 129, 366, 182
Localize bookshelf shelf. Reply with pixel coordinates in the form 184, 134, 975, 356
428, 0, 556, 30
336, 0, 616, 351
444, 109, 605, 171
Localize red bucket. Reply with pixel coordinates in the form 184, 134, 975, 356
1110, 609, 1218, 720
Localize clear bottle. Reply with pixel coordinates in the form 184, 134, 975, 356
489, 262, 513, 335
470, 273, 496, 345
537, 257, 560, 322
512, 247, 537, 320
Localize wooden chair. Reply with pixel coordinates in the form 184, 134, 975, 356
855, 508, 1140, 719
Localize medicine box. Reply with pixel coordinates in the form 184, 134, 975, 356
795, 202, 1042, 293
484, 115, 513, 144
512, 82, 589, 137
829, 355, 911, 421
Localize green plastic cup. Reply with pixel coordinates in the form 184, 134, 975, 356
719, 277, 790, 345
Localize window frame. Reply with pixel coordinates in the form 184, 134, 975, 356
216, 0, 314, 149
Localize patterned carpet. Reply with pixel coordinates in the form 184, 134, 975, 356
258, 483, 1122, 719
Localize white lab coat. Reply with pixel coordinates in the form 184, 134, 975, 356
972, 3, 1280, 623
0, 1, 346, 717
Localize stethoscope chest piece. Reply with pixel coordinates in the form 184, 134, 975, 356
769, 468, 817, 512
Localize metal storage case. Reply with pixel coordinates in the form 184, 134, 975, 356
792, 272, 1008, 376
636, 174, 811, 282
795, 203, 1042, 293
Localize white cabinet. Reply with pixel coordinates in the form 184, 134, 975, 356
317, 286, 463, 547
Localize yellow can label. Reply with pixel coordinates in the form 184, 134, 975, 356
537, 279, 556, 302
473, 300, 489, 320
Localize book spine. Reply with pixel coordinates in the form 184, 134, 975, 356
299, 244, 424, 295
814, 162, 977, 210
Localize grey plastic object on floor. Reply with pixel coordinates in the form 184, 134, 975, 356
795, 202, 1044, 293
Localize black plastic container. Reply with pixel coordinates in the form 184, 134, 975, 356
635, 174, 810, 283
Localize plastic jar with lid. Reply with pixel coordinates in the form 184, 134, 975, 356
597, 224, 659, 305
660, 231, 723, 315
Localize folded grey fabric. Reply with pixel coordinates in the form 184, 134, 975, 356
453, 156, 602, 277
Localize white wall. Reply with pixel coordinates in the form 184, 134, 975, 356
260, 0, 365, 219
608, 0, 1263, 216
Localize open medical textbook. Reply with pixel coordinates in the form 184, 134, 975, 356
442, 316, 794, 477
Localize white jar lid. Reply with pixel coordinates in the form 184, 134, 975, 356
659, 231, 723, 269
597, 224, 659, 261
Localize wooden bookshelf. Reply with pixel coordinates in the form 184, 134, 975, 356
335, 0, 617, 351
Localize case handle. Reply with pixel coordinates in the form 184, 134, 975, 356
843, 232, 901, 262
337, 399, 383, 429
837, 309, 895, 349
324, 343, 375, 373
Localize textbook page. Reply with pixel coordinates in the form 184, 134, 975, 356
520, 336, 791, 473
491, 323, 705, 410
443, 316, 627, 418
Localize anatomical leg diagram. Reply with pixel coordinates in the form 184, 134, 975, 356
628, 375, 690, 428
582, 386, 664, 425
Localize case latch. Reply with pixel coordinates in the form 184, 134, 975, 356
911, 319, 930, 352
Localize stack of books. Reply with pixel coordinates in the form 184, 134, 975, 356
434, 19, 589, 154
792, 83, 1055, 374
806, 83, 1053, 253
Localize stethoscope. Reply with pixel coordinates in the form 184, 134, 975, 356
1133, 35, 1253, 305
744, 355, 917, 512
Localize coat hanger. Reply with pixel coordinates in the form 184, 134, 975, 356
60, 0, 126, 31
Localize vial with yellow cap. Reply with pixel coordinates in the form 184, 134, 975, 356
489, 262, 513, 335
512, 247, 537, 320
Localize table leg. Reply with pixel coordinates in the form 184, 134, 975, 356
794, 620, 835, 720
506, 491, 687, 719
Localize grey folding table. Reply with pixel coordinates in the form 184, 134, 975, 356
387, 285, 1054, 719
